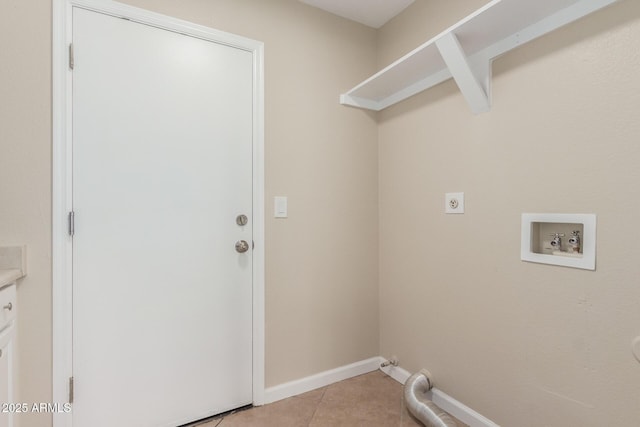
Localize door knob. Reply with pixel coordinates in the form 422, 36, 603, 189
235, 240, 249, 253
2, 302, 12, 311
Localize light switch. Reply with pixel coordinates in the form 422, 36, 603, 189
274, 196, 288, 218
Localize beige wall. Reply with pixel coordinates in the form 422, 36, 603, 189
0, 1, 379, 426
0, 1, 53, 427
378, 0, 640, 425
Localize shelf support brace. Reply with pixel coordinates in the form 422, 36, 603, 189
436, 32, 491, 114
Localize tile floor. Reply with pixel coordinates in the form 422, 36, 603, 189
191, 371, 466, 427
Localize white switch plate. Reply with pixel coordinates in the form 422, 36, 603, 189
274, 196, 288, 218
445, 192, 464, 214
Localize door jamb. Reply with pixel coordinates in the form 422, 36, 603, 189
52, 1, 265, 425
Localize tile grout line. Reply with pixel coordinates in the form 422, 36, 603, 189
306, 386, 328, 426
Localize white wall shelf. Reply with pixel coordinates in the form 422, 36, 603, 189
340, 0, 619, 114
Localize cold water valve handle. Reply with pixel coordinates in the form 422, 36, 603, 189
549, 233, 564, 250
568, 230, 581, 253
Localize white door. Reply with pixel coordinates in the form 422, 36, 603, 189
72, 7, 253, 427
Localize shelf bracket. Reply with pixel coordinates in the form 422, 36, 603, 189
436, 32, 491, 114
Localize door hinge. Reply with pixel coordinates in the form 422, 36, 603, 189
68, 376, 74, 404
68, 211, 75, 237
69, 43, 74, 70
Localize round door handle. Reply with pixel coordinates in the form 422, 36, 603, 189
235, 240, 250, 253
3, 302, 12, 311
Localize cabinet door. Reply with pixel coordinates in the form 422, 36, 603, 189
0, 285, 16, 331
0, 327, 14, 427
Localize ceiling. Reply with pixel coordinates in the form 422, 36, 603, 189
298, 0, 415, 28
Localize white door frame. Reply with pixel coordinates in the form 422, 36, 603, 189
52, 1, 265, 425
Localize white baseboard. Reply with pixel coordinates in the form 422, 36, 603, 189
381, 364, 500, 427
379, 361, 411, 384
263, 356, 384, 404
264, 356, 498, 427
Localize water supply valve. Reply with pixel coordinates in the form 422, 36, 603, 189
549, 233, 565, 250
568, 230, 581, 253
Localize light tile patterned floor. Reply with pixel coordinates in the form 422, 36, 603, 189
192, 371, 466, 427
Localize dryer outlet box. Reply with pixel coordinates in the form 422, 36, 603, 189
445, 192, 464, 214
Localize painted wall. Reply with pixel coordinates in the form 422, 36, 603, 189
0, 1, 379, 426
378, 0, 640, 425
0, 2, 53, 427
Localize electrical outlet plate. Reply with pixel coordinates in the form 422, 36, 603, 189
445, 192, 464, 214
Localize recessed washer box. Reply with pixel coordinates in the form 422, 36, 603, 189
521, 213, 596, 270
